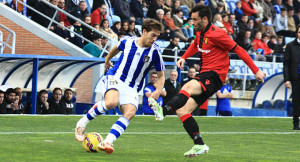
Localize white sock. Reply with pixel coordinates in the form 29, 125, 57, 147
104, 116, 130, 144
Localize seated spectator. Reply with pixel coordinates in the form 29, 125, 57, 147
181, 0, 196, 16
236, 14, 249, 41
0, 90, 6, 114
57, 0, 71, 28
118, 31, 127, 41
14, 87, 25, 113
229, 14, 239, 41
83, 35, 102, 57
147, 0, 164, 19
48, 88, 65, 114
155, 9, 174, 41
163, 70, 181, 115
113, 0, 135, 22
142, 72, 166, 115
69, 21, 84, 48
247, 19, 255, 39
82, 15, 95, 45
162, 36, 180, 63
234, 1, 243, 20
127, 21, 141, 37
222, 14, 234, 38
274, 8, 294, 37
54, 21, 70, 40
99, 19, 118, 39
64, 0, 77, 12
69, 1, 89, 24
182, 18, 194, 38
237, 29, 257, 60
212, 2, 227, 17
60, 89, 74, 114
252, 0, 264, 20
173, 10, 193, 39
252, 31, 273, 61
4, 88, 18, 114
181, 67, 196, 86
267, 35, 284, 62
120, 21, 130, 35
287, 8, 296, 36
14, 94, 24, 114
164, 0, 172, 14
130, 0, 145, 25
179, 37, 199, 67
163, 10, 188, 41
213, 13, 224, 28
241, 0, 259, 19
263, 18, 276, 37
91, 3, 107, 26
36, 90, 50, 114
273, 0, 283, 14
100, 37, 110, 57
111, 21, 121, 35
172, 0, 182, 16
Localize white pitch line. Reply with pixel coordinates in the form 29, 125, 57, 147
0, 132, 299, 135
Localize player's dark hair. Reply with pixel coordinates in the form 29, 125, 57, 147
0, 90, 5, 95
142, 18, 164, 33
191, 4, 212, 21
64, 89, 73, 94
38, 90, 48, 97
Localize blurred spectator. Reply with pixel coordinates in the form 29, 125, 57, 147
118, 31, 127, 41
54, 20, 70, 40
252, 31, 272, 61
120, 21, 130, 35
130, 0, 145, 25
113, 0, 135, 22
36, 90, 50, 114
91, 3, 107, 26
173, 10, 193, 39
263, 18, 276, 37
57, 0, 71, 28
287, 8, 296, 36
27, 0, 38, 18
83, 35, 102, 57
163, 70, 181, 114
259, 0, 273, 19
111, 21, 121, 35
247, 19, 255, 39
181, 67, 196, 86
5, 88, 17, 114
99, 19, 118, 39
14, 87, 25, 114
142, 72, 166, 115
274, 8, 295, 37
213, 2, 227, 17
128, 21, 141, 37
234, 1, 243, 21
216, 76, 234, 116
267, 35, 284, 62
241, 0, 259, 18
100, 37, 110, 57
48, 88, 65, 114
213, 14, 224, 28
252, 0, 263, 19
222, 14, 234, 38
164, 0, 172, 14
229, 14, 240, 41
155, 9, 174, 40
162, 36, 180, 62
181, 0, 196, 14
69, 21, 84, 48
0, 90, 6, 114
273, 0, 283, 14
31, 0, 59, 30
180, 38, 199, 67
147, 0, 164, 19
163, 10, 188, 41
61, 89, 74, 114
237, 29, 257, 60
65, 0, 77, 12
14, 95, 24, 114
82, 15, 95, 45
172, 0, 182, 15
183, 18, 194, 38
69, 1, 89, 24
264, 0, 275, 18
236, 14, 249, 41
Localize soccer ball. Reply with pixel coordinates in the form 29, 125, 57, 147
82, 132, 103, 152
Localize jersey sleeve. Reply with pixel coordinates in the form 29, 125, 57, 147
152, 49, 165, 71
144, 86, 151, 94
213, 31, 237, 51
117, 36, 130, 51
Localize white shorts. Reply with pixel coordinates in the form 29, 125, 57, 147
101, 75, 139, 109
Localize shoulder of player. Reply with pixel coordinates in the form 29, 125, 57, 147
152, 43, 162, 52
206, 25, 228, 38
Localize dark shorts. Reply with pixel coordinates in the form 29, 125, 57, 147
190, 70, 223, 106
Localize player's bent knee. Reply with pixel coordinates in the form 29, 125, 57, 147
105, 101, 118, 109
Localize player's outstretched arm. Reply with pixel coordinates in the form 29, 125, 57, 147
150, 71, 165, 100
178, 42, 198, 69
254, 69, 266, 83
104, 45, 120, 73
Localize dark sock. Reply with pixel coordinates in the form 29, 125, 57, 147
164, 90, 190, 115
180, 114, 204, 145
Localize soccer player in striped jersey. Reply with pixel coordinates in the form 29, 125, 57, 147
75, 19, 165, 154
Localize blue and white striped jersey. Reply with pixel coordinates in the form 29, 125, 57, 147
107, 36, 165, 92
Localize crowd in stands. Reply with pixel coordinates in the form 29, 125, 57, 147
2, 0, 298, 62
0, 87, 75, 114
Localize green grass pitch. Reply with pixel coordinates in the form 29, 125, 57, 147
0, 115, 299, 161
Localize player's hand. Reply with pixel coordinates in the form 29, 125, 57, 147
176, 58, 185, 70
104, 61, 114, 73
285, 81, 291, 88
254, 69, 266, 83
150, 90, 160, 100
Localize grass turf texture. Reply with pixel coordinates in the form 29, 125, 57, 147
0, 115, 299, 161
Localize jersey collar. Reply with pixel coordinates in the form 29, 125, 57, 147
201, 22, 212, 36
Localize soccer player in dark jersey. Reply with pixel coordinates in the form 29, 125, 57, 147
148, 4, 266, 158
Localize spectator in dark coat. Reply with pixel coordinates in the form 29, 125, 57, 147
60, 89, 74, 114
69, 1, 89, 24
0, 90, 6, 114
48, 88, 65, 114
146, 0, 164, 18
163, 70, 181, 114
130, 0, 145, 25
162, 37, 180, 62
113, 0, 134, 21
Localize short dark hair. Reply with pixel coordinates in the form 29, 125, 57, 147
281, 8, 287, 12
270, 35, 277, 39
53, 88, 62, 94
262, 33, 269, 38
0, 90, 5, 95
142, 18, 164, 33
191, 4, 212, 21
151, 72, 158, 76
5, 88, 16, 95
38, 90, 48, 97
100, 19, 109, 27
64, 89, 73, 94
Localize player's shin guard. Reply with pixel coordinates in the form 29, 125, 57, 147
104, 116, 130, 144
83, 101, 107, 123
180, 114, 205, 145
163, 90, 190, 115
